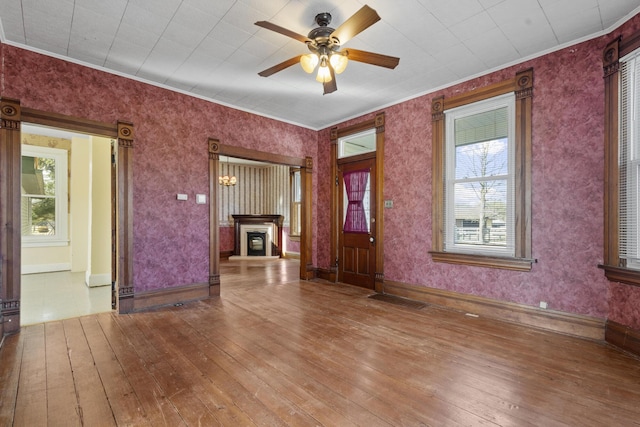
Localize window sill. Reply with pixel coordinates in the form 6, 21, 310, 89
598, 264, 640, 288
22, 239, 69, 248
430, 251, 534, 271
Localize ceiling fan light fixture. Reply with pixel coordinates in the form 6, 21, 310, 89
315, 56, 332, 83
329, 53, 348, 74
300, 53, 318, 73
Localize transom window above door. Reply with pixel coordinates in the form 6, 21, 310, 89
338, 128, 376, 158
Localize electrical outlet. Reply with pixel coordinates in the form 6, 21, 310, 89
384, 200, 393, 208
539, 301, 548, 309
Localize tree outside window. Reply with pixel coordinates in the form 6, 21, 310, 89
444, 95, 515, 256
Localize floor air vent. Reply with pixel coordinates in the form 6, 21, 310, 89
368, 293, 426, 309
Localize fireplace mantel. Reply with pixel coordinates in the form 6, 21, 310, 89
232, 215, 284, 257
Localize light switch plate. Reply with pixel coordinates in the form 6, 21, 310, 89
196, 194, 207, 204
177, 193, 188, 201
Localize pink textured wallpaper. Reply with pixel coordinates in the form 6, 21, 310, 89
2, 11, 640, 331
316, 13, 640, 328
219, 226, 235, 252
0, 45, 317, 292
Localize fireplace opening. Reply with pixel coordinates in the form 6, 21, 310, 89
247, 231, 267, 256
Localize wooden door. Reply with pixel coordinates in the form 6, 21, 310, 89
338, 157, 376, 289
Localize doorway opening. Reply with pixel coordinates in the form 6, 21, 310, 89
20, 124, 113, 325
208, 140, 313, 287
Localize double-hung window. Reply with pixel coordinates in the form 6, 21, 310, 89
602, 34, 640, 286
619, 50, 640, 269
444, 94, 515, 257
290, 168, 301, 238
431, 69, 533, 271
21, 144, 69, 247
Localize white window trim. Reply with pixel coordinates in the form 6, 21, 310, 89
443, 93, 516, 257
21, 144, 69, 247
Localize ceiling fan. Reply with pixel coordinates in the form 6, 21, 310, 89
255, 5, 400, 95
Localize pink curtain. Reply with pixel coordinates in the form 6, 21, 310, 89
344, 169, 369, 233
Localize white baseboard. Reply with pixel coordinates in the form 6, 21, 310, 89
21, 263, 71, 274
85, 272, 111, 287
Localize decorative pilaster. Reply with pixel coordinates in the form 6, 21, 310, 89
515, 68, 533, 260
0, 98, 22, 334
375, 112, 385, 133
330, 130, 339, 281
208, 139, 221, 295
431, 96, 445, 252
116, 121, 135, 313
302, 156, 314, 280
375, 112, 385, 293
603, 37, 621, 267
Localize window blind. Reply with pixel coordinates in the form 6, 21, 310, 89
454, 107, 508, 147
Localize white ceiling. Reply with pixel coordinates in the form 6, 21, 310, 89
1, 0, 639, 130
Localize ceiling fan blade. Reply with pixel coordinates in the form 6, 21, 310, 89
330, 5, 380, 45
255, 21, 311, 44
343, 48, 399, 69
323, 67, 337, 95
258, 55, 303, 77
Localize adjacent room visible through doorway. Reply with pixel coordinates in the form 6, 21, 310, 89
20, 124, 113, 325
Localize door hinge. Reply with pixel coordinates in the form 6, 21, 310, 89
335, 176, 339, 186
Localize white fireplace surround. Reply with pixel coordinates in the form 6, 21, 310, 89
238, 223, 277, 258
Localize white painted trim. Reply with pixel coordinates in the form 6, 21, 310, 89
21, 263, 71, 274
85, 272, 111, 288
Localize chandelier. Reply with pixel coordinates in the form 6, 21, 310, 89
219, 157, 237, 186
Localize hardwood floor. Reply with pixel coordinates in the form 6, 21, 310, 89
1, 258, 640, 426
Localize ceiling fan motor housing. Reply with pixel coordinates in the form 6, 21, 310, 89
308, 13, 340, 53
314, 12, 332, 27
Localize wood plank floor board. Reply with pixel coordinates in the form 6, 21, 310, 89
94, 313, 188, 427
158, 308, 328, 427
178, 300, 392, 425
196, 323, 361, 427
289, 283, 640, 425
12, 324, 47, 426
79, 316, 151, 426
220, 276, 640, 423
2, 259, 640, 426
0, 332, 23, 426
354, 306, 640, 421
217, 286, 546, 426
61, 317, 116, 426
225, 283, 535, 423
44, 321, 82, 426
204, 295, 492, 425
135, 310, 286, 427
111, 313, 233, 426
